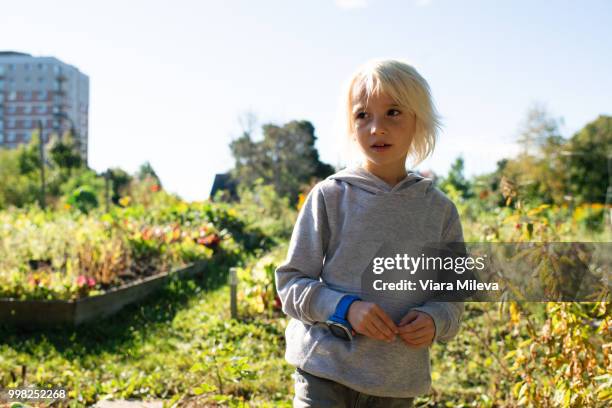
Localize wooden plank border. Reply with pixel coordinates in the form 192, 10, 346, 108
0, 260, 208, 328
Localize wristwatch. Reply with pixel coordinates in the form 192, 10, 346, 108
325, 295, 361, 341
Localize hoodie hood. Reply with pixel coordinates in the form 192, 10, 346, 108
327, 165, 432, 197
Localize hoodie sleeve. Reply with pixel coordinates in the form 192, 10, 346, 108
412, 203, 465, 344
274, 183, 347, 325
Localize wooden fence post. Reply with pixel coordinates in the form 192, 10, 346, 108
229, 267, 238, 319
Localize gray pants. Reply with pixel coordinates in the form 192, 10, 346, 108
293, 368, 415, 408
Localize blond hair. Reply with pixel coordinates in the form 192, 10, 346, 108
340, 59, 442, 167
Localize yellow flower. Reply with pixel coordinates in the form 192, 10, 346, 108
119, 196, 131, 207
572, 206, 588, 222
527, 204, 550, 216
509, 301, 521, 326
297, 193, 306, 211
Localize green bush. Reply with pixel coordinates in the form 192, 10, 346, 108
67, 186, 99, 214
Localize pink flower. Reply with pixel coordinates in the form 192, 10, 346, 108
76, 275, 87, 287
76, 275, 96, 288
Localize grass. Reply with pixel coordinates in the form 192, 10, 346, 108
1, 262, 607, 407
0, 273, 294, 407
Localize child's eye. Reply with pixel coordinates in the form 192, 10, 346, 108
387, 109, 401, 116
355, 111, 367, 120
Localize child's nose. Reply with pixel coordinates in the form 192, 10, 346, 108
370, 118, 387, 135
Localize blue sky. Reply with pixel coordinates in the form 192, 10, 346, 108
2, 0, 611, 201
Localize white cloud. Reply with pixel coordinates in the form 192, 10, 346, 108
414, 0, 433, 6
335, 0, 368, 10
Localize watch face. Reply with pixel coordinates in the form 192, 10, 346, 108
328, 323, 352, 341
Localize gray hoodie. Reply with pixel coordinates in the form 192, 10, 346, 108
275, 165, 465, 398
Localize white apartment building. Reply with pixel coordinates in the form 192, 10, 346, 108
0, 51, 89, 164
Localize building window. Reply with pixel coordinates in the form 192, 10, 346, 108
24, 106, 32, 114
8, 91, 17, 101
0, 133, 4, 143
24, 63, 31, 71
8, 132, 16, 142
37, 63, 45, 71
8, 64, 15, 71
23, 132, 31, 142
37, 105, 47, 114
24, 91, 32, 100
25, 77, 31, 84
38, 77, 45, 84
24, 119, 32, 128
0, 79, 4, 88
8, 106, 16, 114
8, 119, 16, 128
38, 90, 48, 100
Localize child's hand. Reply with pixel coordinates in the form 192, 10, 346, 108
347, 301, 398, 342
397, 310, 435, 348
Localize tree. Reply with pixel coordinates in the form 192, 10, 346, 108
503, 105, 567, 204
136, 161, 162, 188
0, 148, 40, 209
17, 132, 43, 175
566, 115, 612, 203
49, 130, 83, 176
439, 156, 473, 199
516, 102, 564, 156
229, 120, 334, 204
106, 167, 133, 204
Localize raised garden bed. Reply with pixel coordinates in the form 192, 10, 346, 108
0, 260, 208, 328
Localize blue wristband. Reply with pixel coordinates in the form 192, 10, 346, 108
330, 295, 361, 324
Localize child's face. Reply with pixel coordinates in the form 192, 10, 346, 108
351, 90, 417, 171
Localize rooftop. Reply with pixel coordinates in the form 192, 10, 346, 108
0, 51, 32, 57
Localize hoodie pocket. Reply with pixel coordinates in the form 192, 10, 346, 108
323, 239, 385, 289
